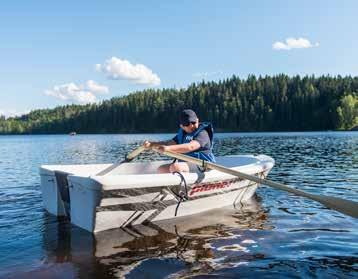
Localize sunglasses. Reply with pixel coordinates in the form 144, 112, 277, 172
181, 121, 196, 127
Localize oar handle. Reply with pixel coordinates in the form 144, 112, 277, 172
159, 150, 358, 219
96, 145, 146, 176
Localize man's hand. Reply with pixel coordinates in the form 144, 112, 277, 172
156, 145, 170, 153
143, 140, 152, 149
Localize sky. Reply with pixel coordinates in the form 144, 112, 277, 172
0, 0, 357, 117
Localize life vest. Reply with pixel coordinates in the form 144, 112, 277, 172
176, 122, 216, 162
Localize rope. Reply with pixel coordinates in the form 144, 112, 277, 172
234, 171, 266, 207
172, 171, 189, 216
258, 171, 266, 184
197, 159, 208, 172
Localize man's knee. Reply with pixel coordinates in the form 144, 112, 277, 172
169, 162, 189, 173
158, 164, 170, 173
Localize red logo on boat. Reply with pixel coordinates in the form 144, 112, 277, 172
189, 179, 238, 196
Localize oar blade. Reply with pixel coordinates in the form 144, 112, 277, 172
312, 194, 358, 218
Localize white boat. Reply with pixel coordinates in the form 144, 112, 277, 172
39, 154, 274, 233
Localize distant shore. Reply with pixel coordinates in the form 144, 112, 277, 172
0, 129, 357, 136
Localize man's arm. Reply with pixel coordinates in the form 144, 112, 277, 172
158, 129, 210, 153
144, 139, 176, 149
160, 140, 201, 153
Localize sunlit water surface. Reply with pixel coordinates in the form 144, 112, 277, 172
0, 132, 357, 278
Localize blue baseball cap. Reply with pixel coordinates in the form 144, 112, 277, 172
179, 109, 198, 126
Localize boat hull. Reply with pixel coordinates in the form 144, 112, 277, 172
39, 155, 274, 233
90, 177, 263, 233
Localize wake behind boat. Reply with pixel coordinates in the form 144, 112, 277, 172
39, 154, 274, 233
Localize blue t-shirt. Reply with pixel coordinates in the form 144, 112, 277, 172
172, 129, 211, 153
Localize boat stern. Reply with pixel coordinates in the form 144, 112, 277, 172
67, 175, 103, 232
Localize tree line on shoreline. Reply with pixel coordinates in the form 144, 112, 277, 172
1, 74, 357, 134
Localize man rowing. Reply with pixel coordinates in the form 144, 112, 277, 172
144, 109, 215, 173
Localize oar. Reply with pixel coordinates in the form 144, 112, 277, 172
155, 149, 358, 218
96, 145, 146, 176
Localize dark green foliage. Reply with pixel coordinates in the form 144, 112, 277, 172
1, 74, 358, 134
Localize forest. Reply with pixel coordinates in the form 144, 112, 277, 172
1, 74, 357, 134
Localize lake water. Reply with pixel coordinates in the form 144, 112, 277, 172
0, 132, 357, 278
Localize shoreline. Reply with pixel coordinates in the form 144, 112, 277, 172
0, 130, 356, 136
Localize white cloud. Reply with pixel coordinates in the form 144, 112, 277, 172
96, 56, 161, 86
193, 71, 224, 78
86, 80, 109, 94
45, 81, 109, 104
273, 37, 319, 50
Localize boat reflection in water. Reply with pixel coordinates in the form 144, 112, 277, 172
41, 196, 270, 278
